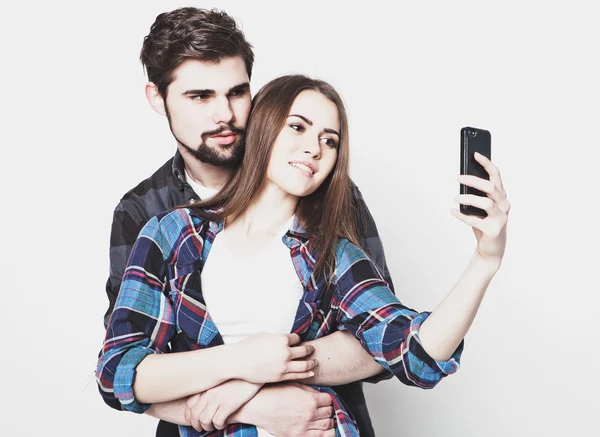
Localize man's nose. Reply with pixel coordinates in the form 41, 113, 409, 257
212, 97, 234, 124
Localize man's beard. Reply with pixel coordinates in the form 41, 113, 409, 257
166, 107, 245, 169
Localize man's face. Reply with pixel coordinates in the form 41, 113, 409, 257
163, 57, 251, 168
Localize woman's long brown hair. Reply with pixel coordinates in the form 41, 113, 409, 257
187, 74, 360, 282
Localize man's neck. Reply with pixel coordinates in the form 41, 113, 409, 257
180, 149, 232, 191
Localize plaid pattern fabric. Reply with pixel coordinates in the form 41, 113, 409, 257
104, 150, 394, 437
97, 208, 462, 437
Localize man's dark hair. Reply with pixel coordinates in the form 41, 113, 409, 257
140, 7, 254, 96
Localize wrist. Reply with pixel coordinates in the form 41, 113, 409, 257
211, 344, 245, 382
228, 386, 263, 427
472, 252, 502, 276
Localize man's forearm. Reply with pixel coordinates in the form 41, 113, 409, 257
300, 331, 386, 386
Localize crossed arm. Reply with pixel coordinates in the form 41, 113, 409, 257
145, 330, 385, 432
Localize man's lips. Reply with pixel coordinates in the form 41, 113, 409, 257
209, 132, 237, 145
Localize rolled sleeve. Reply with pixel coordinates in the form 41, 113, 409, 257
97, 216, 175, 412
334, 241, 463, 389
113, 347, 156, 413
405, 312, 462, 379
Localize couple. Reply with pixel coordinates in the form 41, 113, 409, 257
97, 7, 510, 437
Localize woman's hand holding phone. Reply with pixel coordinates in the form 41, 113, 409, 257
452, 152, 511, 265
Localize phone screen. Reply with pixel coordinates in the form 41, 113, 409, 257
460, 127, 491, 217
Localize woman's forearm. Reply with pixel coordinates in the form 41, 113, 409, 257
146, 398, 190, 426
134, 345, 240, 404
418, 252, 500, 361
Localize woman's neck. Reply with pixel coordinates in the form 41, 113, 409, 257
229, 182, 297, 237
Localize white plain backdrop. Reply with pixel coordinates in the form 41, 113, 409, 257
2, 1, 599, 436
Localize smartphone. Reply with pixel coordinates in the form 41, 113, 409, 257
460, 126, 491, 217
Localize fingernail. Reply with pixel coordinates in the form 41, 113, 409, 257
309, 371, 315, 377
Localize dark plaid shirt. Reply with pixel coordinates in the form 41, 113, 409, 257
98, 208, 462, 436
103, 150, 396, 436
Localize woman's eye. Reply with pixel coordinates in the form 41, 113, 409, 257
289, 123, 305, 132
321, 137, 338, 148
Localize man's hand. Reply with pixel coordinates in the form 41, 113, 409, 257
235, 382, 335, 437
184, 380, 262, 432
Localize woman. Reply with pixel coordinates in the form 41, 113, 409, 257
97, 75, 510, 437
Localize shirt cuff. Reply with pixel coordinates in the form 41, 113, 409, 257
409, 312, 463, 376
113, 347, 155, 413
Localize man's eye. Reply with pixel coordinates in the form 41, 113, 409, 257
289, 123, 305, 132
191, 94, 209, 101
229, 90, 245, 97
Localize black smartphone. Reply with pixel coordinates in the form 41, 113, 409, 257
460, 126, 491, 217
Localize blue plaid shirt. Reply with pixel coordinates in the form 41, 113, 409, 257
97, 208, 463, 436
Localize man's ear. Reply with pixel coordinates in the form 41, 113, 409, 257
145, 82, 166, 116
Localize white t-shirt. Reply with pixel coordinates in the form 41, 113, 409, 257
184, 169, 218, 200
201, 215, 304, 437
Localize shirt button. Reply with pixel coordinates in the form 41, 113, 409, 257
189, 198, 197, 204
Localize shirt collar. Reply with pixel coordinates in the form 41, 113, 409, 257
172, 150, 186, 189
187, 208, 310, 243
288, 215, 309, 240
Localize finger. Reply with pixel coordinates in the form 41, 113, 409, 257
190, 397, 208, 432
186, 393, 200, 409
457, 175, 504, 204
315, 405, 335, 419
316, 393, 334, 407
451, 208, 486, 232
455, 194, 496, 214
286, 359, 318, 373
474, 153, 506, 195
306, 418, 335, 431
200, 403, 219, 432
184, 404, 191, 424
287, 333, 301, 345
212, 408, 230, 431
280, 370, 315, 381
190, 414, 203, 432
290, 344, 315, 360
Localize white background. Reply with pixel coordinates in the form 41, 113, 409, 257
2, 1, 599, 436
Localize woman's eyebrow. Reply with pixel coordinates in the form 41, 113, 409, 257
289, 114, 312, 125
289, 114, 339, 136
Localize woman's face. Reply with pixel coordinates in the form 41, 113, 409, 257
266, 90, 340, 198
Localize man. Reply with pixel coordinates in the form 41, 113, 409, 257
103, 7, 394, 436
